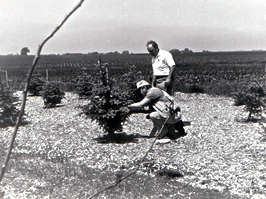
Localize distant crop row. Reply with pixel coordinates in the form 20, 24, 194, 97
174, 64, 264, 96
0, 61, 265, 96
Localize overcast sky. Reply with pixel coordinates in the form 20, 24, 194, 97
1, 0, 266, 54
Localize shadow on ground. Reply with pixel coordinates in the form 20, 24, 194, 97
93, 131, 188, 144
93, 132, 142, 144
0, 120, 30, 128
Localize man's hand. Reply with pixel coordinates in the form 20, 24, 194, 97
157, 81, 170, 89
152, 76, 156, 87
164, 80, 171, 87
157, 82, 166, 90
128, 106, 150, 113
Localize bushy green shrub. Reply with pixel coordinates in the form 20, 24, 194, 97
83, 84, 131, 134
118, 65, 144, 102
232, 91, 247, 106
188, 84, 205, 93
28, 74, 45, 96
82, 64, 133, 135
174, 75, 205, 94
0, 83, 20, 127
72, 73, 95, 98
209, 80, 236, 96
249, 83, 265, 97
233, 82, 265, 121
244, 93, 264, 121
41, 82, 65, 108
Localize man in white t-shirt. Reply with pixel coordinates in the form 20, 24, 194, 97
146, 40, 176, 95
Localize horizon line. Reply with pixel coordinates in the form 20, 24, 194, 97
1, 49, 266, 56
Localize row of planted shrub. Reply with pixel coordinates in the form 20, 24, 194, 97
1, 64, 264, 130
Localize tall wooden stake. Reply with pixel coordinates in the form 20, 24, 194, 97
5, 70, 9, 88
46, 69, 49, 82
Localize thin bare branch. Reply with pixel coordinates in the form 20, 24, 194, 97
0, 0, 86, 182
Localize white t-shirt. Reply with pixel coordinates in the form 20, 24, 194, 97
152, 49, 176, 76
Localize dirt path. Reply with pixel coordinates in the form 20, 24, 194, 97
0, 92, 265, 198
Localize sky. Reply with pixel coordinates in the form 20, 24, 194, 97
1, 0, 266, 55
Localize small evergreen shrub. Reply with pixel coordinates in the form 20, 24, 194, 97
82, 64, 133, 135
232, 91, 247, 106
118, 65, 144, 102
207, 80, 236, 96
233, 82, 265, 121
186, 76, 204, 93
249, 83, 265, 97
0, 83, 21, 127
72, 73, 95, 98
244, 93, 264, 121
41, 82, 65, 108
175, 76, 205, 94
173, 78, 187, 93
28, 74, 45, 96
83, 84, 131, 135
188, 84, 205, 93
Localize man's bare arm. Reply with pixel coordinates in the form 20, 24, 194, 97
152, 75, 156, 87
128, 97, 151, 109
165, 65, 176, 85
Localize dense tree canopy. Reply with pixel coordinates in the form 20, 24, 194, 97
20, 47, 30, 56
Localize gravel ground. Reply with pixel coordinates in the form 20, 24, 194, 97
0, 92, 265, 199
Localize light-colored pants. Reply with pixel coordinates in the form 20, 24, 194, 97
155, 76, 174, 95
149, 111, 180, 138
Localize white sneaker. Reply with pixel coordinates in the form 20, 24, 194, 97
155, 138, 171, 144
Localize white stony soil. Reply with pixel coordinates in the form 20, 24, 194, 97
0, 92, 265, 199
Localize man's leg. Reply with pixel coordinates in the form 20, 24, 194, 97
174, 120, 186, 136
149, 127, 157, 137
166, 81, 174, 96
156, 77, 174, 95
149, 112, 168, 138
156, 78, 168, 93
165, 123, 177, 139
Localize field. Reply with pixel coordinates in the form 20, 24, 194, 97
0, 91, 265, 198
0, 51, 265, 94
0, 51, 265, 198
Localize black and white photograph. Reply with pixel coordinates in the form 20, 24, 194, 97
0, 0, 265, 198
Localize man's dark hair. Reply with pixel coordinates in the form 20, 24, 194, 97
146, 40, 159, 49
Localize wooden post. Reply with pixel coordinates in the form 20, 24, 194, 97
5, 70, 9, 88
46, 69, 49, 82
264, 64, 266, 89
0, 69, 2, 83
105, 64, 109, 85
97, 55, 109, 85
